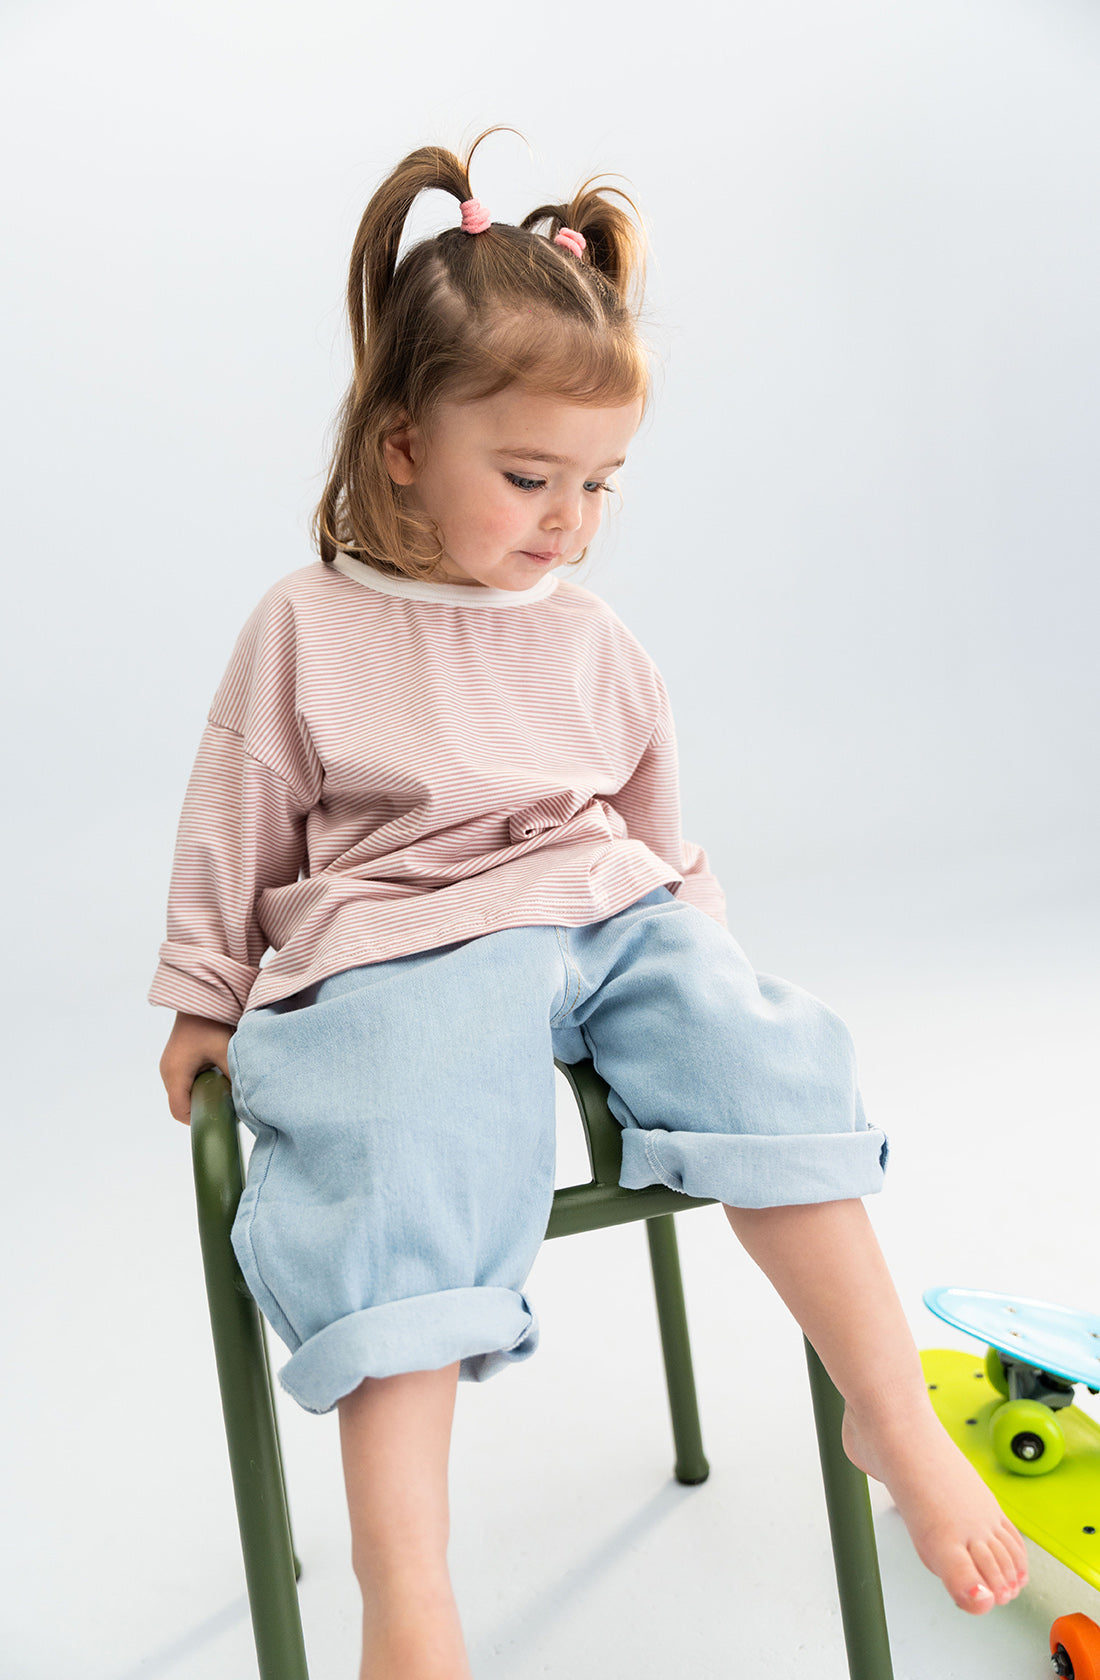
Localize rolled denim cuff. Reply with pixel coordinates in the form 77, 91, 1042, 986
619, 1125, 889, 1209
275, 1286, 539, 1414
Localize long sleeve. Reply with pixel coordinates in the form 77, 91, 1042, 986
149, 589, 322, 1025
149, 722, 311, 1024
607, 670, 728, 928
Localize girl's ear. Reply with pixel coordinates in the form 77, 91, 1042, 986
383, 424, 421, 486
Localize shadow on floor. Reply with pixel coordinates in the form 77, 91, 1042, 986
469, 1477, 701, 1672
114, 1595, 252, 1679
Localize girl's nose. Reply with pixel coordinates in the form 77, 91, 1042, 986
541, 492, 584, 535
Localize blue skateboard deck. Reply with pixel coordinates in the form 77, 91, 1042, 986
924, 1287, 1100, 1392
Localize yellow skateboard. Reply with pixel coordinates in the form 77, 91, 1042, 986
922, 1286, 1100, 1679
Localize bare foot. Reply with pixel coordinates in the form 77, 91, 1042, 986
842, 1392, 1029, 1614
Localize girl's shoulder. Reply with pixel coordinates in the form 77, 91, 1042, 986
252, 559, 354, 614
235, 560, 389, 642
554, 576, 655, 658
212, 564, 362, 702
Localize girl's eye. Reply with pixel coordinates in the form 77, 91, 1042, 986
503, 473, 613, 494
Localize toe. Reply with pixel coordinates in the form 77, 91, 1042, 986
961, 1534, 1027, 1609
999, 1518, 1029, 1585
987, 1523, 1029, 1599
958, 1579, 996, 1615
935, 1543, 998, 1614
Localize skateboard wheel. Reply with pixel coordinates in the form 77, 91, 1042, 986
984, 1345, 1010, 1397
991, 1399, 1065, 1476
1050, 1613, 1100, 1680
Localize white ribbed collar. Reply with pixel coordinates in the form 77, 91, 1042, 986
332, 553, 559, 607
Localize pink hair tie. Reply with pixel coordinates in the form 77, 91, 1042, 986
460, 198, 491, 234
554, 226, 586, 259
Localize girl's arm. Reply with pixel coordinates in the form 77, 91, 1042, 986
152, 724, 309, 1122
152, 586, 321, 1119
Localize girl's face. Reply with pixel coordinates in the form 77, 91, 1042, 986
383, 387, 643, 590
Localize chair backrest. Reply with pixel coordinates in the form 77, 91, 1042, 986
547, 1058, 713, 1239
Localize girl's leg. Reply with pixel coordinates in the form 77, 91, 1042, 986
338, 1363, 472, 1680
724, 1199, 1029, 1613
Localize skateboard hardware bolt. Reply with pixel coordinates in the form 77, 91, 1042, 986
1012, 1432, 1045, 1462
1084, 1526, 1096, 1535
1051, 1645, 1072, 1676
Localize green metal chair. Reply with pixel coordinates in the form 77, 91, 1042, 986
190, 1060, 894, 1680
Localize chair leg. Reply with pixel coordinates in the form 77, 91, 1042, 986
192, 1071, 310, 1680
259, 1318, 304, 1583
645, 1215, 710, 1485
803, 1338, 894, 1680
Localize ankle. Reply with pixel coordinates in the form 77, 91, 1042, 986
358, 1554, 455, 1609
842, 1372, 937, 1437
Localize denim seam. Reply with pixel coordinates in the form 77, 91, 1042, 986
550, 925, 582, 1025
642, 1128, 679, 1191
228, 1053, 307, 1352
500, 1298, 535, 1353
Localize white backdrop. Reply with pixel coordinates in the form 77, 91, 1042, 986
2, 5, 1099, 1675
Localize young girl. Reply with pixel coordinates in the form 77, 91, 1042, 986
154, 136, 1027, 1678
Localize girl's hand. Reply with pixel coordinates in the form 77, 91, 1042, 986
160, 1011, 234, 1125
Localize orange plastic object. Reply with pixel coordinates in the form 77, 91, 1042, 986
1051, 1613, 1100, 1680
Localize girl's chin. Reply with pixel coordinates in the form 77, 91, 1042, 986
435, 551, 565, 589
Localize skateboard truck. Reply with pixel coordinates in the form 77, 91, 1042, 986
1000, 1356, 1076, 1411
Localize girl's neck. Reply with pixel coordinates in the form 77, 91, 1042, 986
331, 553, 560, 607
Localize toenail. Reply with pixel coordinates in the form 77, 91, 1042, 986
969, 1584, 993, 1601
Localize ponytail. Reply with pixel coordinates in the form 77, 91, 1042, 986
346, 143, 473, 375
315, 132, 650, 579
521, 181, 646, 309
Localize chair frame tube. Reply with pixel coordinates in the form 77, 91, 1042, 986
804, 1338, 895, 1680
191, 1071, 309, 1680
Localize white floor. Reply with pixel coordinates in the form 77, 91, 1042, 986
3, 846, 1098, 1680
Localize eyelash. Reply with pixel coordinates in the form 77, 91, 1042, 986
504, 472, 612, 494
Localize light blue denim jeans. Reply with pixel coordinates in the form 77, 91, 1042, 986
228, 887, 887, 1414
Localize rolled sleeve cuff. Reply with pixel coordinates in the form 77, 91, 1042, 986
147, 941, 260, 1026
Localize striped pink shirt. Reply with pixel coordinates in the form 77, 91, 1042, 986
149, 557, 727, 1026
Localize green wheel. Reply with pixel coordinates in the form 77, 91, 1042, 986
984, 1345, 1010, 1397
990, 1399, 1065, 1476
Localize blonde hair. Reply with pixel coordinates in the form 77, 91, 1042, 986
314, 131, 649, 580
